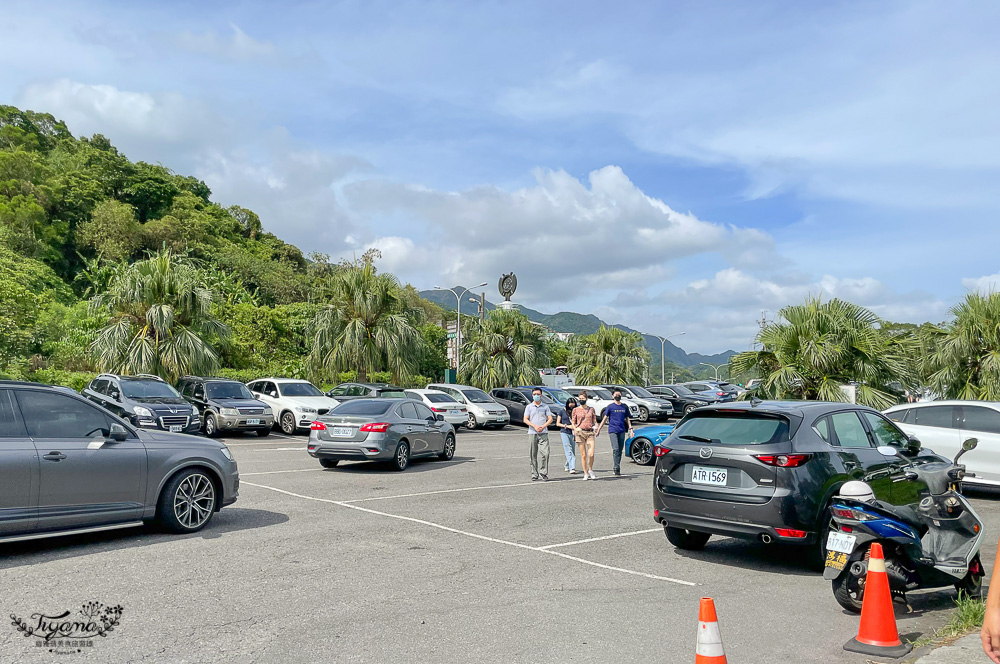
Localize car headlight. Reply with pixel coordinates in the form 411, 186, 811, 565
220, 407, 239, 416
191, 405, 200, 416
262, 407, 273, 415
695, 401, 707, 406
295, 406, 317, 414
133, 406, 153, 418
220, 446, 233, 461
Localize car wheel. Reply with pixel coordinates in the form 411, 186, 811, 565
204, 413, 219, 438
684, 404, 697, 415
157, 468, 217, 533
637, 406, 649, 422
467, 413, 478, 430
439, 434, 456, 460
630, 437, 654, 466
256, 428, 270, 437
280, 411, 297, 435
832, 572, 864, 613
664, 525, 711, 550
319, 459, 339, 469
809, 505, 834, 571
391, 441, 410, 471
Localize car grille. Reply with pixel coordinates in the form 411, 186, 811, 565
159, 415, 190, 428
238, 408, 264, 415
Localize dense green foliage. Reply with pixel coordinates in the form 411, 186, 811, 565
568, 325, 651, 385
926, 291, 1000, 400
460, 309, 544, 391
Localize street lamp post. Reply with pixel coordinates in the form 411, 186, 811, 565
700, 362, 726, 381
653, 332, 686, 385
434, 282, 487, 378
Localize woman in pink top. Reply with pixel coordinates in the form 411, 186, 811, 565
572, 390, 598, 480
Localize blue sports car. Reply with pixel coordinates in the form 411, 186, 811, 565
625, 424, 675, 466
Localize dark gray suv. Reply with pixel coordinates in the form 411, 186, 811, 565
82, 374, 200, 434
177, 376, 274, 437
0, 380, 239, 543
653, 401, 943, 563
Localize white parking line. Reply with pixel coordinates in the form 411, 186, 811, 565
241, 468, 324, 476
538, 528, 661, 550
254, 447, 303, 451
242, 481, 696, 586
341, 480, 547, 503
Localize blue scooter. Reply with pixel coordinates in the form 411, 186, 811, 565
824, 438, 986, 613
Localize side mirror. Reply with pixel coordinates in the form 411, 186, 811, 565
269, 391, 277, 398
963, 437, 979, 451
108, 423, 128, 442
906, 434, 921, 453
110, 390, 120, 400
876, 445, 899, 457
436, 414, 445, 422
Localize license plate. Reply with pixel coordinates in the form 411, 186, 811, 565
246, 418, 261, 425
826, 531, 856, 554
825, 550, 850, 571
691, 465, 727, 486
169, 425, 183, 432
332, 426, 353, 437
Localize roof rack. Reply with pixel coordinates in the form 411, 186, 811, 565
132, 374, 164, 381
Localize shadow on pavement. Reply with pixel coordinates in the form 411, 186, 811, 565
672, 538, 820, 576
0, 508, 289, 569
321, 456, 476, 474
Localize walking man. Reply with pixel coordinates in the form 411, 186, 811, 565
524, 388, 553, 481
596, 389, 633, 476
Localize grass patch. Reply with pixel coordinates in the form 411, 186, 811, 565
909, 592, 986, 650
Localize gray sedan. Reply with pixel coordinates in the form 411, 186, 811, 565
0, 380, 239, 544
307, 398, 456, 471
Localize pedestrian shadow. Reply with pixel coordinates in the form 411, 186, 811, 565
0, 508, 289, 569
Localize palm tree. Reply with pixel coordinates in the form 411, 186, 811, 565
460, 308, 541, 391
926, 290, 1000, 400
90, 250, 229, 381
729, 297, 914, 409
569, 325, 650, 385
308, 259, 422, 382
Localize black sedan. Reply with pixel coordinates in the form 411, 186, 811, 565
646, 384, 718, 416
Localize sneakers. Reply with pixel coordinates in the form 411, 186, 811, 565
540, 475, 548, 481
613, 469, 621, 476
531, 476, 539, 481
588, 470, 597, 480
582, 473, 590, 480
568, 469, 577, 474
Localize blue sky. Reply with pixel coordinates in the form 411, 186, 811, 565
2, 0, 999, 353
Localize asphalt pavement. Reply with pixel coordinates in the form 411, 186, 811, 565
1, 426, 997, 663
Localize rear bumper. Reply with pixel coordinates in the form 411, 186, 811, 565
654, 509, 818, 545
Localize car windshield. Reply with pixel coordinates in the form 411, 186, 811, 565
546, 388, 573, 403
592, 389, 614, 400
206, 382, 254, 400
422, 393, 455, 404
462, 389, 494, 403
380, 389, 407, 398
673, 413, 789, 446
331, 400, 393, 415
670, 385, 695, 396
120, 380, 179, 399
280, 382, 324, 397
628, 386, 655, 398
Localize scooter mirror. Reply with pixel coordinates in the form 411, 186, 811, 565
876, 445, 899, 457
963, 437, 978, 451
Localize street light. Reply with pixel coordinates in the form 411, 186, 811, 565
653, 332, 686, 385
700, 362, 727, 381
434, 282, 487, 377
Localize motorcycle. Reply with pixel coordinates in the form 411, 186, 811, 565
823, 437, 986, 613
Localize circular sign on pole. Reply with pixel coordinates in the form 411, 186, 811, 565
498, 273, 517, 302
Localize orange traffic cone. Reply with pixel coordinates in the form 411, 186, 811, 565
843, 542, 912, 658
696, 597, 728, 663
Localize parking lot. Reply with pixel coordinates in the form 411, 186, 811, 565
2, 426, 997, 663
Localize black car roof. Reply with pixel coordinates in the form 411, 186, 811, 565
704, 400, 876, 417
0, 380, 52, 388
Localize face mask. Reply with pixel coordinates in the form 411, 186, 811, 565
579, 399, 587, 405
533, 395, 541, 403
614, 395, 621, 402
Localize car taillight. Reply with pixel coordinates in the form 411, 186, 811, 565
460, 408, 467, 412
432, 407, 446, 412
360, 422, 391, 433
774, 528, 807, 538
754, 453, 811, 468
654, 446, 671, 457
310, 421, 326, 431
716, 392, 725, 397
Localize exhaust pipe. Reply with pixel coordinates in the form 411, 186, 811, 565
760, 533, 772, 544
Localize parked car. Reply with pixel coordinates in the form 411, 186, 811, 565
246, 378, 340, 435
177, 376, 274, 438
82, 374, 200, 434
489, 387, 562, 428
884, 400, 1000, 487
647, 384, 716, 415
1, 380, 238, 542
561, 385, 641, 419
600, 384, 674, 422
404, 389, 468, 430
307, 398, 456, 471
625, 424, 675, 465
652, 401, 945, 564
326, 382, 407, 400
425, 383, 510, 429
519, 386, 576, 408
682, 381, 736, 402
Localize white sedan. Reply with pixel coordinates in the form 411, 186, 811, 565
884, 400, 1000, 486
404, 389, 468, 430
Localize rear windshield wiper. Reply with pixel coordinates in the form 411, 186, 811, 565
678, 434, 714, 444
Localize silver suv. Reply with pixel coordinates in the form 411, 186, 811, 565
425, 383, 510, 429
0, 380, 239, 543
600, 384, 675, 422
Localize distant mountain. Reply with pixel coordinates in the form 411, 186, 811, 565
420, 288, 737, 368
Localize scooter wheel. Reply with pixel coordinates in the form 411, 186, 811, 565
832, 574, 864, 613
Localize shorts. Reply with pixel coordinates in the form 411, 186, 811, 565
575, 429, 595, 445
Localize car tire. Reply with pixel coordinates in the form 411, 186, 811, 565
637, 406, 649, 422
256, 428, 271, 437
832, 572, 864, 613
204, 413, 219, 438
438, 434, 456, 460
809, 505, 834, 571
467, 413, 479, 430
319, 459, 339, 469
280, 411, 297, 435
157, 468, 217, 534
664, 525, 711, 550
684, 404, 697, 415
391, 441, 410, 471
630, 437, 654, 466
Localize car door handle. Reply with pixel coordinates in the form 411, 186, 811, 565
43, 452, 67, 461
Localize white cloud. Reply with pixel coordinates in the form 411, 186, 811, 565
171, 24, 288, 65
962, 273, 1000, 294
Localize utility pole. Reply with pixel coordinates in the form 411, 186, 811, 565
700, 362, 727, 381
653, 332, 686, 385
434, 282, 487, 376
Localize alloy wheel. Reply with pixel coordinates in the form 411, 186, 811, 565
637, 407, 649, 422
281, 412, 296, 434
173, 473, 215, 530
631, 438, 652, 465
467, 413, 478, 429
442, 436, 455, 460
205, 415, 216, 436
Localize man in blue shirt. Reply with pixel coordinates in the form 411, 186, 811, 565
596, 389, 633, 476
523, 388, 553, 481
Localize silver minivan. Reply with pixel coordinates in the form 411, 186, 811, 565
425, 383, 510, 429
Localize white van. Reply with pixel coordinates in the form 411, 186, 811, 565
425, 384, 510, 430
